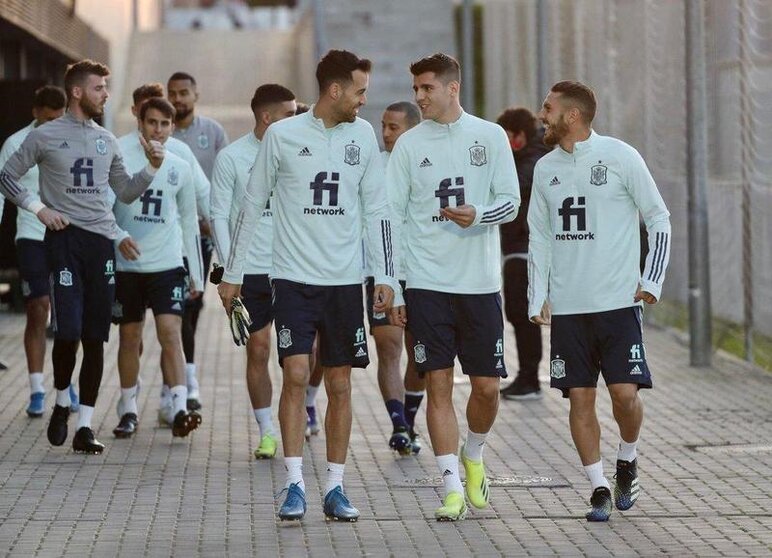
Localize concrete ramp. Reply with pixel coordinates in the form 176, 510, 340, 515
114, 27, 310, 140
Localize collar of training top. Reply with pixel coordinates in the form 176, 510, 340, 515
557, 128, 597, 157
424, 110, 469, 131
63, 111, 98, 128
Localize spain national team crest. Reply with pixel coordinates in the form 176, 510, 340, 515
590, 164, 608, 186
469, 143, 487, 166
95, 137, 108, 155
197, 134, 209, 150
112, 302, 123, 319
59, 268, 73, 287
278, 328, 292, 349
414, 343, 427, 364
168, 167, 179, 186
550, 357, 566, 379
344, 142, 360, 166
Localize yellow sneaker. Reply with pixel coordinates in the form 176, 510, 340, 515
435, 491, 467, 521
253, 434, 278, 459
461, 449, 490, 509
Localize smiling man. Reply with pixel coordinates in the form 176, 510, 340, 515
217, 50, 397, 522
111, 97, 203, 441
528, 80, 671, 521
0, 59, 164, 454
387, 53, 520, 521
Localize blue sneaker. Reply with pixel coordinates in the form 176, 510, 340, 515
277, 483, 306, 521
585, 486, 613, 522
27, 392, 45, 417
69, 384, 79, 413
323, 486, 359, 522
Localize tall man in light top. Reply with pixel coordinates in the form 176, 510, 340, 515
388, 53, 519, 521
0, 59, 164, 454
168, 71, 228, 411
364, 101, 425, 455
0, 85, 79, 418
528, 81, 671, 521
111, 97, 203, 440
218, 50, 396, 522
210, 83, 297, 460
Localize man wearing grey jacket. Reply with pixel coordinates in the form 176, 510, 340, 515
0, 59, 165, 454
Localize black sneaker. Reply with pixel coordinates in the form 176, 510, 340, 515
186, 398, 202, 411
47, 404, 71, 446
613, 459, 640, 510
172, 410, 202, 437
72, 427, 105, 454
500, 377, 542, 400
585, 486, 613, 522
113, 413, 138, 438
409, 428, 422, 455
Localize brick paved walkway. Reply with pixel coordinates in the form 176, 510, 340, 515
0, 293, 771, 557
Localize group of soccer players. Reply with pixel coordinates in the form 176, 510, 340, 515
0, 47, 670, 524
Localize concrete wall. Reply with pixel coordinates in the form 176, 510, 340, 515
113, 28, 299, 140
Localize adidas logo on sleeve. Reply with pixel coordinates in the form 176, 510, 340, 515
419, 157, 432, 168
298, 147, 312, 156
549, 176, 561, 186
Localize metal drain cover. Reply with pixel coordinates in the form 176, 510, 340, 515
689, 443, 772, 454
393, 475, 569, 488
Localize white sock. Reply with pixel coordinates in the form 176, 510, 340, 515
253, 407, 275, 438
29, 372, 45, 394
284, 457, 304, 491
56, 388, 71, 408
618, 439, 638, 462
305, 384, 319, 408
170, 385, 188, 416
584, 460, 610, 490
77, 405, 94, 430
159, 384, 170, 406
186, 363, 198, 391
121, 385, 139, 415
463, 430, 487, 462
436, 454, 464, 497
325, 462, 345, 495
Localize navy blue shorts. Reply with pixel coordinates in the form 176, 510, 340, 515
405, 288, 507, 378
549, 306, 653, 398
365, 276, 406, 331
113, 268, 187, 324
16, 239, 49, 300
272, 279, 369, 369
45, 226, 116, 342
242, 274, 273, 333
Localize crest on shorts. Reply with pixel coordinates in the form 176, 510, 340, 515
550, 357, 566, 379
95, 137, 108, 156
168, 167, 179, 186
278, 327, 292, 349
590, 164, 607, 186
112, 302, 123, 319
21, 281, 31, 297
344, 142, 360, 166
414, 343, 427, 364
197, 134, 209, 150
469, 143, 487, 166
59, 268, 73, 287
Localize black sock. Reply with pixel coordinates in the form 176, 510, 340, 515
52, 339, 78, 393
78, 339, 104, 407
404, 392, 425, 429
385, 399, 408, 430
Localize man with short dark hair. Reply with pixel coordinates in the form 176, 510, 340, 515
388, 52, 520, 521
496, 107, 550, 401
120, 82, 212, 422
168, 71, 228, 411
0, 59, 165, 454
0, 85, 80, 418
364, 100, 424, 455
529, 80, 671, 521
218, 49, 397, 522
111, 97, 203, 440
210, 83, 297, 460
